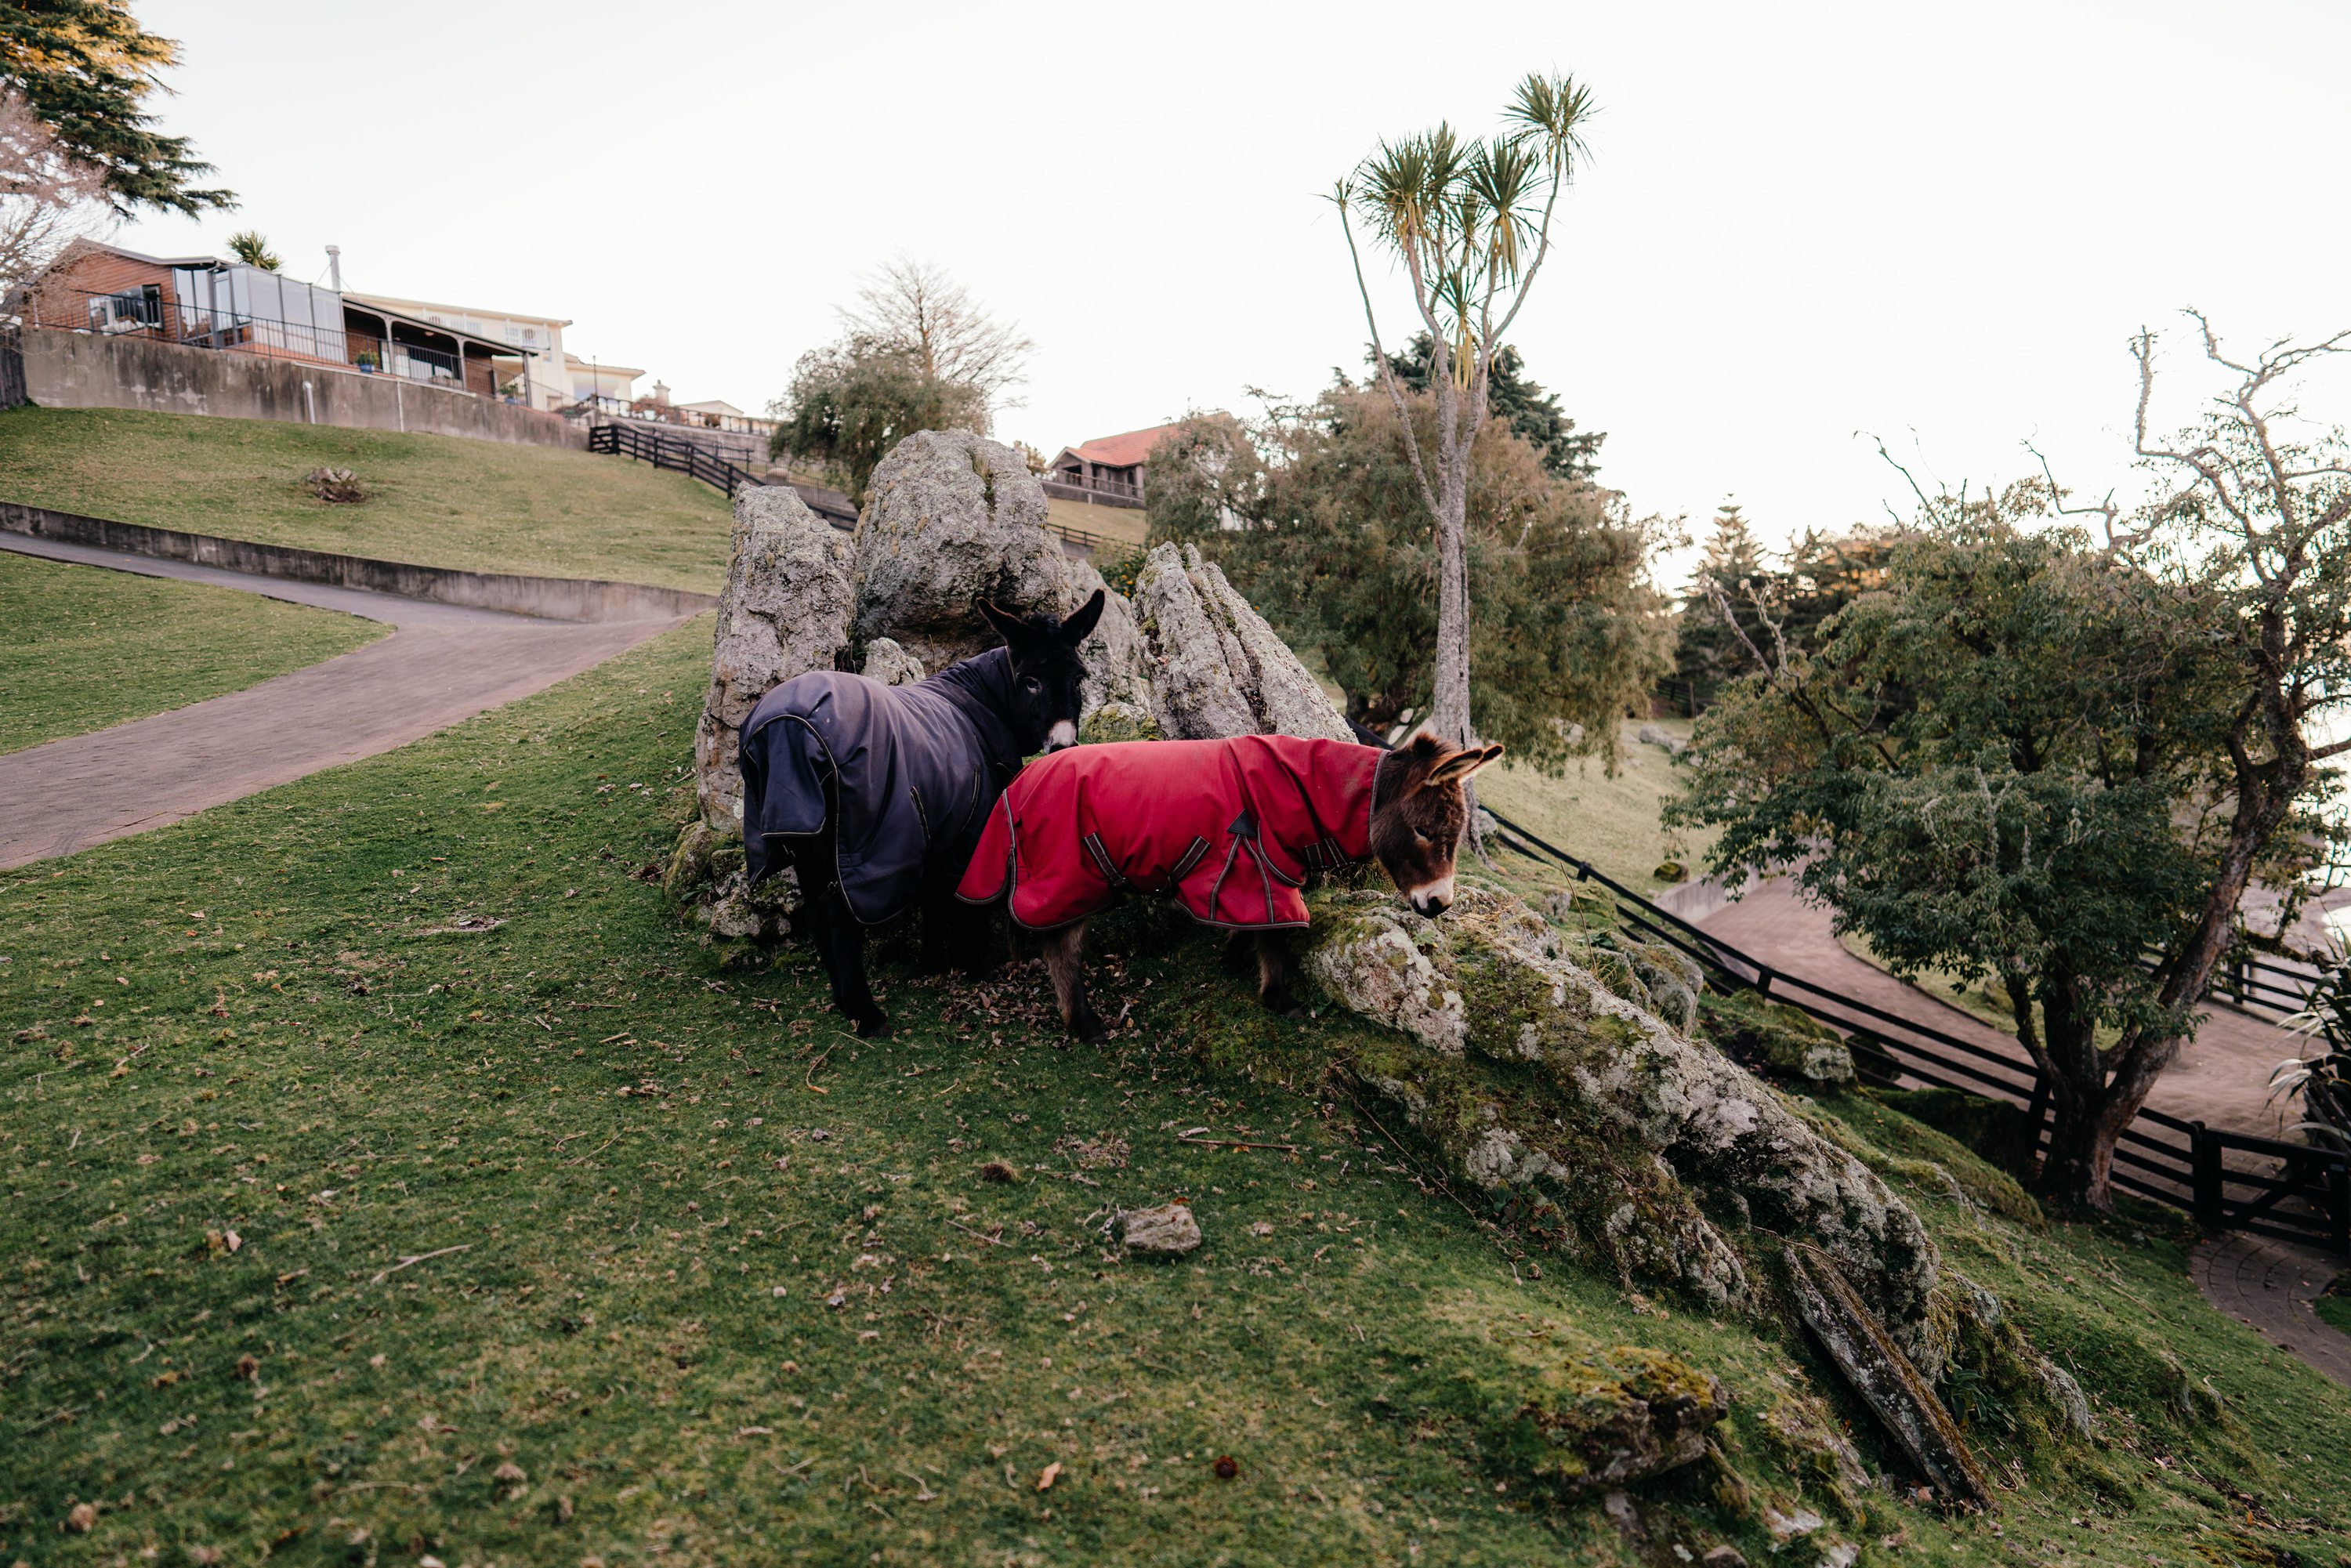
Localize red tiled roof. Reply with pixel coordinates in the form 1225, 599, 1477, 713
1066, 422, 1185, 469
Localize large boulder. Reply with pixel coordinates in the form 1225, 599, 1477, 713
694, 485, 855, 833
1132, 543, 1349, 742
850, 429, 1152, 719
1302, 885, 1944, 1363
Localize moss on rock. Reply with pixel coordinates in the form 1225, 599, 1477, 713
1306, 885, 1945, 1360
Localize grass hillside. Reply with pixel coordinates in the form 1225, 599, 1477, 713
0, 407, 732, 592
1476, 718, 1705, 893
0, 549, 385, 754
1047, 497, 1147, 549
4, 625, 2348, 1565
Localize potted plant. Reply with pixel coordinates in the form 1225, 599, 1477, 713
356, 351, 379, 374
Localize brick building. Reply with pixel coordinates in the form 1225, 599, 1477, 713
9, 240, 523, 400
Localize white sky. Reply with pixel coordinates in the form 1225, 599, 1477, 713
114, 0, 2351, 580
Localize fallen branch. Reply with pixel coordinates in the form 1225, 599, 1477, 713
1177, 1134, 1299, 1153
371, 1244, 472, 1284
944, 1219, 1009, 1248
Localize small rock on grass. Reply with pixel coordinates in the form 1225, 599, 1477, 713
1117, 1202, 1201, 1257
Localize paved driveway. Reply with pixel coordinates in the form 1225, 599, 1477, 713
0, 533, 692, 871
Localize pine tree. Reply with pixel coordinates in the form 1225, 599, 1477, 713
1665, 502, 1768, 715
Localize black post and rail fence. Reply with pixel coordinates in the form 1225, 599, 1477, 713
587, 421, 759, 498
1480, 807, 2349, 1256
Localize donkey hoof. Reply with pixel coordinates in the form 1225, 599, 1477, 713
1070, 1009, 1110, 1045
853, 1010, 893, 1039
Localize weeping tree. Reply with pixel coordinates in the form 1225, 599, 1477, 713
1335, 72, 1597, 764
1672, 317, 2351, 1209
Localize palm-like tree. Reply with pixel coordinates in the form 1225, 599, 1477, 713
226, 230, 279, 271
1335, 74, 1597, 773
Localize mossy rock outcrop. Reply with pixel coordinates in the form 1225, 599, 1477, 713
1304, 885, 1942, 1362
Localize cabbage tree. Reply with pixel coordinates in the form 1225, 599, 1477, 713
1335, 72, 1598, 771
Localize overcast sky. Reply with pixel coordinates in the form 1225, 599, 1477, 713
114, 0, 2351, 579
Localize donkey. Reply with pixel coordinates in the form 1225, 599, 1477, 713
739, 590, 1104, 1037
955, 730, 1503, 1041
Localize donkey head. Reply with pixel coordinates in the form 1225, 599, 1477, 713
975, 589, 1106, 755
1369, 733, 1506, 916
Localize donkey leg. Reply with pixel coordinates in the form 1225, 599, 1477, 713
1255, 931, 1304, 1018
832, 907, 893, 1044
790, 844, 889, 1037
1220, 931, 1253, 977
827, 900, 890, 1038
1042, 921, 1107, 1043
916, 876, 955, 977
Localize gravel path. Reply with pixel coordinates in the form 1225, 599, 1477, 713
0, 533, 691, 871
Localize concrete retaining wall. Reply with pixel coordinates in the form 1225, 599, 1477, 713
19, 328, 586, 450
0, 501, 714, 625
1654, 875, 1733, 924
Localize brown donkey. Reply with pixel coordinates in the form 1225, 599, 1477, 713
955, 731, 1504, 1041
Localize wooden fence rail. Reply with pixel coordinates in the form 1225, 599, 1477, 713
587, 420, 758, 497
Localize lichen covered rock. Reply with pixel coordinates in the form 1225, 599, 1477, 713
1699, 991, 1857, 1087
1132, 543, 1349, 742
850, 429, 1152, 719
1508, 1347, 1730, 1497
694, 485, 854, 833
860, 636, 926, 687
1304, 885, 1943, 1354
1784, 1242, 1992, 1510
1116, 1202, 1202, 1257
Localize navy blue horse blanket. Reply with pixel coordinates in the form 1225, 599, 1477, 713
739, 649, 1024, 926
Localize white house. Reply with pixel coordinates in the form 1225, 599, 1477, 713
344, 291, 571, 410
565, 353, 643, 404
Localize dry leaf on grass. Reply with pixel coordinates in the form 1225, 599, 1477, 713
1035, 1461, 1063, 1492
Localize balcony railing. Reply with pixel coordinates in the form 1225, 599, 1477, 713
19, 283, 480, 393
1052, 469, 1141, 499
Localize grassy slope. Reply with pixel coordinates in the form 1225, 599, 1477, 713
0, 549, 385, 754
1047, 497, 1147, 550
0, 407, 732, 592
3, 628, 2348, 1566
1475, 718, 1707, 894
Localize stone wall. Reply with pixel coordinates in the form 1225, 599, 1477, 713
18, 327, 585, 450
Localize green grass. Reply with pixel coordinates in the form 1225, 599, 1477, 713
4, 626, 2349, 1565
0, 549, 385, 754
0, 406, 734, 592
2320, 1291, 2351, 1339
1476, 718, 1708, 893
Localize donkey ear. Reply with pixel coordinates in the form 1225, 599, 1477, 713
1059, 588, 1106, 645
1422, 743, 1504, 787
974, 596, 1027, 646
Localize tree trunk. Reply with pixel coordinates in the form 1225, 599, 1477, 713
2027, 978, 2128, 1211
2043, 765, 2301, 1208
1429, 483, 1473, 750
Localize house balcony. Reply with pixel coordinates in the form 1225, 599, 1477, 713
1043, 471, 1144, 509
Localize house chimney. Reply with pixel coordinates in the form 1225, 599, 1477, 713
325, 245, 342, 291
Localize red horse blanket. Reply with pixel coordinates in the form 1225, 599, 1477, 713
956, 736, 1380, 931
